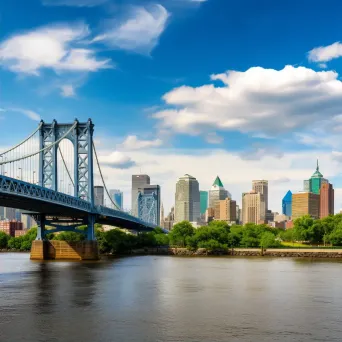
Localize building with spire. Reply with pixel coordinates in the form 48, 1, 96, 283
208, 176, 231, 210
304, 160, 328, 194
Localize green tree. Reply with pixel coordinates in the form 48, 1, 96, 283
198, 239, 227, 251
328, 223, 342, 246
0, 231, 9, 249
53, 231, 85, 242
169, 221, 195, 247
260, 232, 281, 248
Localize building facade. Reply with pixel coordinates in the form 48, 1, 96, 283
303, 160, 328, 195
164, 207, 175, 231
200, 191, 208, 215
0, 220, 23, 237
320, 183, 334, 218
242, 191, 265, 225
292, 192, 320, 220
217, 198, 237, 223
131, 175, 150, 217
252, 180, 268, 213
175, 174, 200, 224
282, 190, 292, 217
109, 189, 123, 210
208, 176, 230, 210
94, 186, 104, 206
137, 185, 161, 225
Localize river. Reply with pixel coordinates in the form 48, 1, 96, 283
1, 253, 342, 342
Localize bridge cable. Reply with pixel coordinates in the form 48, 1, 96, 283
92, 141, 121, 210
58, 146, 75, 187
0, 122, 77, 165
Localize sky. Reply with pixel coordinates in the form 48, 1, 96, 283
2, 0, 342, 215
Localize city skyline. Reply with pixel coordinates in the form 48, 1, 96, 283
2, 1, 342, 215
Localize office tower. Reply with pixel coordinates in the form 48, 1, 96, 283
0, 207, 4, 220
217, 198, 237, 223
160, 203, 165, 228
175, 174, 200, 224
292, 192, 320, 220
303, 160, 328, 195
282, 190, 292, 217
242, 191, 265, 225
4, 207, 16, 220
164, 207, 175, 231
320, 183, 334, 218
94, 186, 104, 206
200, 191, 208, 215
252, 180, 268, 212
132, 175, 150, 217
109, 189, 123, 210
137, 185, 160, 225
236, 205, 241, 224
208, 176, 230, 209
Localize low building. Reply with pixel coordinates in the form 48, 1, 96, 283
0, 220, 23, 237
15, 230, 27, 237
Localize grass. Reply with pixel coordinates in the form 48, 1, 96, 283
281, 242, 311, 247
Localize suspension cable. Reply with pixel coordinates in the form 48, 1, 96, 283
0, 122, 43, 157
92, 141, 121, 210
58, 146, 74, 187
0, 122, 77, 165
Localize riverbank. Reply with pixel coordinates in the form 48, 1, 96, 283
129, 247, 342, 258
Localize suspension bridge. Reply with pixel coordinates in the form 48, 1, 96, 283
0, 119, 166, 260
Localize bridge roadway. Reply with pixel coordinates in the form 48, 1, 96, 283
0, 175, 167, 233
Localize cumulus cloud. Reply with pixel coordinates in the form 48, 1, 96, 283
0, 23, 111, 75
118, 135, 163, 150
98, 151, 136, 169
42, 0, 108, 7
153, 65, 342, 138
93, 4, 170, 55
308, 42, 342, 62
60, 84, 76, 97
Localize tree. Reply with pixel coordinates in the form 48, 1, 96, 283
328, 223, 342, 246
198, 239, 227, 251
293, 215, 314, 242
260, 232, 281, 248
169, 221, 195, 247
0, 231, 9, 249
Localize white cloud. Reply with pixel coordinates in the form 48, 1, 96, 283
93, 4, 170, 55
308, 42, 342, 62
98, 151, 136, 169
0, 23, 111, 75
153, 65, 342, 137
42, 0, 108, 7
8, 108, 41, 121
118, 135, 163, 150
60, 84, 76, 97
319, 63, 328, 69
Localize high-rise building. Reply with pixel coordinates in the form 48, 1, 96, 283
209, 176, 230, 209
200, 191, 208, 215
132, 175, 150, 217
0, 207, 4, 220
137, 185, 160, 226
320, 183, 334, 218
109, 189, 123, 210
292, 192, 320, 220
303, 160, 328, 195
164, 207, 175, 231
175, 174, 200, 224
242, 191, 265, 225
252, 180, 268, 212
217, 198, 237, 223
94, 186, 104, 206
282, 190, 292, 217
160, 203, 165, 228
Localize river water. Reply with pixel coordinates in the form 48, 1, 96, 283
1, 253, 342, 342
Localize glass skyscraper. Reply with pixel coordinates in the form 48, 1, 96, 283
109, 189, 123, 210
200, 191, 208, 215
282, 190, 292, 217
303, 160, 328, 195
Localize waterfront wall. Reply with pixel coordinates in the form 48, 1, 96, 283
132, 247, 342, 258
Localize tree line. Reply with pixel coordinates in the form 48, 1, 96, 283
2, 213, 342, 253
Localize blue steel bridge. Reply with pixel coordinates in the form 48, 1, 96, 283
0, 119, 167, 240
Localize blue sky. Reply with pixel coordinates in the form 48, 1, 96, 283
1, 0, 342, 213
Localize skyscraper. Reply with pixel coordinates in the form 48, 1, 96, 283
320, 183, 334, 218
217, 198, 237, 223
252, 180, 268, 212
208, 176, 230, 209
94, 186, 104, 206
200, 191, 208, 215
303, 160, 328, 195
282, 190, 292, 217
175, 174, 200, 224
109, 189, 123, 210
137, 185, 160, 225
292, 192, 320, 220
131, 175, 150, 217
242, 191, 265, 225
